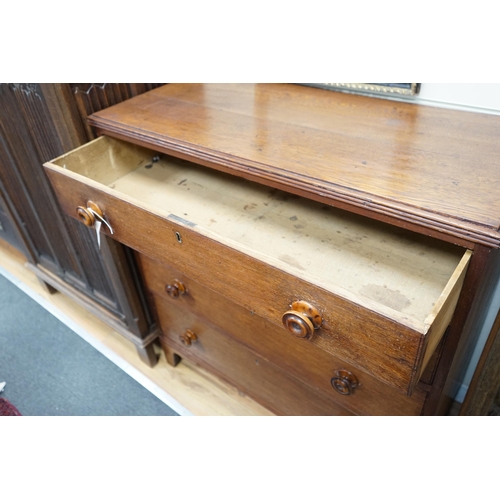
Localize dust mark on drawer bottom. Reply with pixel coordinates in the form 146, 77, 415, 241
360, 284, 411, 312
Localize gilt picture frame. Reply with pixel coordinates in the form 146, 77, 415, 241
306, 83, 420, 97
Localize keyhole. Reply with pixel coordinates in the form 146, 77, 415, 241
175, 232, 182, 243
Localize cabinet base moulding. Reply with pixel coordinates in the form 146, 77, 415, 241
25, 262, 159, 367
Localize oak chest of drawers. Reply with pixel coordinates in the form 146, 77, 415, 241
43, 84, 500, 415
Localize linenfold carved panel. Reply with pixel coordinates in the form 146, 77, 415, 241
71, 84, 164, 140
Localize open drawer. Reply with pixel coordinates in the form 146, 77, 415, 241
44, 136, 472, 394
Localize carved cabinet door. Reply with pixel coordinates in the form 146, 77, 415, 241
0, 83, 163, 365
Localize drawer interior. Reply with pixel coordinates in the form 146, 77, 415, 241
48, 136, 470, 334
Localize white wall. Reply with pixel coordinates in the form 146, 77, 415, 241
416, 83, 500, 114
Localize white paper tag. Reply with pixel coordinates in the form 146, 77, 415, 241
95, 219, 102, 249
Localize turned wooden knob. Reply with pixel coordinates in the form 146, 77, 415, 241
76, 201, 104, 228
180, 330, 197, 346
331, 370, 358, 396
282, 300, 322, 340
282, 311, 314, 338
77, 206, 95, 227
165, 280, 187, 298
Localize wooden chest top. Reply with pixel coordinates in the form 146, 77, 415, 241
88, 83, 500, 248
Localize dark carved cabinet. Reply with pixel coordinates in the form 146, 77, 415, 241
0, 83, 163, 365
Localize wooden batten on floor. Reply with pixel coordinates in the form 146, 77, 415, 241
0, 238, 273, 416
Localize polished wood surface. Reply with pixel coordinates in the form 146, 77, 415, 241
44, 136, 471, 394
88, 84, 500, 248
43, 160, 447, 394
41, 83, 500, 415
47, 136, 467, 329
156, 299, 354, 416
137, 254, 428, 416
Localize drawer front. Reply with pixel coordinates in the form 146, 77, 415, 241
138, 254, 427, 416
44, 137, 471, 394
155, 299, 354, 416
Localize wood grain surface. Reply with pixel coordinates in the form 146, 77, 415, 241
87, 83, 500, 248
41, 83, 500, 415
156, 298, 354, 416
41, 164, 418, 393
137, 253, 428, 416
43, 153, 472, 394
44, 133, 474, 394
48, 136, 467, 328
